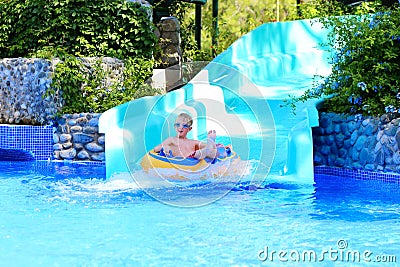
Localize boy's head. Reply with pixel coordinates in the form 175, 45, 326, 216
176, 113, 192, 126
174, 113, 193, 138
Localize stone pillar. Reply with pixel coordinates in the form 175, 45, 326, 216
155, 17, 183, 91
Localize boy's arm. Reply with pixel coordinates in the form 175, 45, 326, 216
153, 137, 172, 152
193, 130, 217, 159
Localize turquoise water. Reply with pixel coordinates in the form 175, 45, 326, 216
0, 161, 399, 266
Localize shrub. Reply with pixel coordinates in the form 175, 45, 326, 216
0, 0, 160, 114
290, 2, 400, 117
44, 54, 160, 114
0, 0, 156, 59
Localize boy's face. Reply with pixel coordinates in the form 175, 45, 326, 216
174, 117, 192, 138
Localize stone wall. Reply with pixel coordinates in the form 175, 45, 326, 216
313, 112, 400, 174
53, 113, 105, 161
155, 17, 182, 68
0, 57, 125, 126
0, 58, 61, 125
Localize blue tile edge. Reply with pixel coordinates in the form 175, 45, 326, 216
314, 166, 400, 184
50, 160, 105, 166
0, 124, 53, 160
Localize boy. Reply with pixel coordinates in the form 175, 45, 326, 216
153, 113, 217, 159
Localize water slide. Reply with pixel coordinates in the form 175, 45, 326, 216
99, 18, 332, 185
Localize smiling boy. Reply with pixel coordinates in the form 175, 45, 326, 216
153, 113, 217, 159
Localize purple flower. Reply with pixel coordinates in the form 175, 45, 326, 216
332, 82, 340, 90
354, 97, 363, 105
348, 95, 355, 104
385, 105, 395, 113
348, 95, 362, 105
354, 114, 363, 122
396, 92, 400, 99
369, 19, 380, 29
357, 82, 367, 91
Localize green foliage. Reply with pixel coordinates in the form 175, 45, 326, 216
286, 0, 349, 20
173, 0, 353, 60
169, 1, 212, 62
293, 3, 400, 116
0, 0, 156, 59
0, 0, 160, 114
46, 55, 160, 114
201, 0, 292, 56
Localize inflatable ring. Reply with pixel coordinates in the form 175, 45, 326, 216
141, 146, 238, 173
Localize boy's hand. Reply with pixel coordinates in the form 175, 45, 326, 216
207, 130, 216, 141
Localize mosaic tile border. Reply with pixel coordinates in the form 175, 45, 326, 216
51, 160, 106, 166
0, 124, 53, 160
314, 166, 400, 184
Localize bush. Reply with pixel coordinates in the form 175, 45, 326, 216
0, 0, 156, 59
45, 54, 160, 114
0, 0, 160, 115
290, 2, 400, 117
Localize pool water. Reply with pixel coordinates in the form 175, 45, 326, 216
0, 161, 399, 266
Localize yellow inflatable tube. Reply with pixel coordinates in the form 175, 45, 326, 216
141, 146, 238, 173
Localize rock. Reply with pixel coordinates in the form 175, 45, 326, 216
359, 148, 369, 166
392, 151, 400, 164
352, 162, 362, 169
364, 124, 376, 136
330, 143, 338, 156
384, 165, 396, 172
351, 148, 359, 161
53, 144, 63, 150
160, 17, 180, 32
72, 133, 94, 144
59, 133, 72, 143
320, 145, 330, 156
77, 150, 90, 160
365, 164, 375, 171
83, 126, 97, 134
98, 135, 105, 145
384, 124, 396, 136
319, 115, 331, 128
91, 152, 105, 161
59, 148, 76, 160
325, 123, 334, 134
70, 125, 82, 133
76, 117, 88, 125
338, 148, 347, 158
350, 131, 359, 145
325, 135, 334, 146
343, 139, 351, 149
355, 135, 366, 151
62, 142, 72, 149
347, 121, 358, 133
68, 119, 77, 126
314, 152, 325, 165
89, 118, 99, 127
85, 142, 104, 152
340, 123, 349, 137
334, 158, 345, 167
396, 131, 400, 147
335, 133, 345, 147
53, 134, 59, 143
74, 143, 84, 151
375, 149, 385, 166
314, 136, 324, 146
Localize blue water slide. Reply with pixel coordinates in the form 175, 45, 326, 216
99, 18, 332, 184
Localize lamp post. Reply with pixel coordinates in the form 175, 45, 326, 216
276, 0, 280, 22
195, 4, 202, 50
212, 0, 218, 57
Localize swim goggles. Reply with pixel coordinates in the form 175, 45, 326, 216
174, 123, 191, 129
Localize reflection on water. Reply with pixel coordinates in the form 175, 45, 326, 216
1, 161, 400, 266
